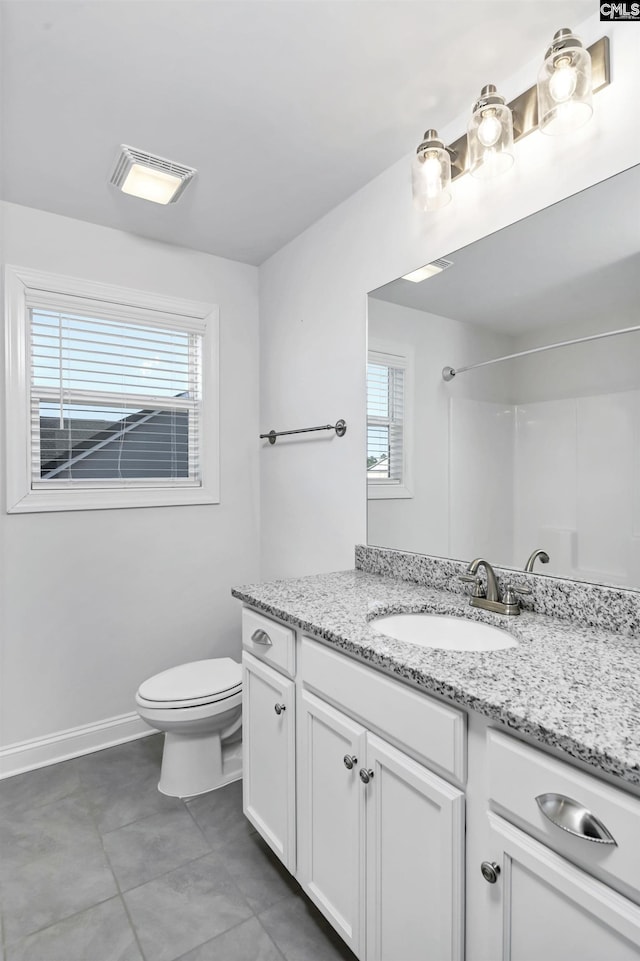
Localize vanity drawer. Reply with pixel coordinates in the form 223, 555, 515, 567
242, 608, 296, 678
300, 636, 466, 783
488, 730, 640, 898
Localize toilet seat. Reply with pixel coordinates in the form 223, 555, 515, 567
136, 658, 242, 710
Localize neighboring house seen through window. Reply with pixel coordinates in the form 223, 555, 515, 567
5, 266, 219, 512
367, 346, 412, 499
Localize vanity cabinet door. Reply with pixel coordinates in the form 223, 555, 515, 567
298, 689, 367, 957
242, 652, 296, 872
365, 733, 465, 961
484, 812, 640, 961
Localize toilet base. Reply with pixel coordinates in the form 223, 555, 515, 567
158, 731, 243, 798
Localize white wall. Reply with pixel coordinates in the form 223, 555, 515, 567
367, 298, 514, 557
0, 203, 260, 757
510, 312, 640, 586
259, 16, 640, 580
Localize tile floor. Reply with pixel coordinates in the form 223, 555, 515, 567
0, 735, 357, 961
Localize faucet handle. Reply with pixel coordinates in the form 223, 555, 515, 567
503, 582, 532, 606
459, 574, 486, 598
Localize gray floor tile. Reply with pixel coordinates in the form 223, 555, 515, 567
0, 794, 118, 944
124, 852, 253, 961
0, 740, 355, 961
104, 806, 211, 891
76, 735, 184, 834
0, 760, 82, 817
176, 917, 285, 961
259, 895, 357, 961
5, 897, 143, 961
186, 779, 255, 849
219, 832, 298, 914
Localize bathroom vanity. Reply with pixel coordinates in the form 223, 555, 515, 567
233, 551, 640, 961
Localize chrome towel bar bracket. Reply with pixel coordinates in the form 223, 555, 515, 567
260, 419, 347, 445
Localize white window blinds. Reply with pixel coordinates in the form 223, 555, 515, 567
367, 351, 406, 485
30, 307, 203, 489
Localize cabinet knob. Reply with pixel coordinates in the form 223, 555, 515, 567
343, 755, 358, 770
359, 768, 374, 784
480, 861, 501, 884
274, 703, 286, 715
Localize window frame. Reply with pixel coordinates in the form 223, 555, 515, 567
4, 265, 220, 513
367, 341, 413, 500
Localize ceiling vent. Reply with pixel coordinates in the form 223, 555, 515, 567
109, 145, 197, 205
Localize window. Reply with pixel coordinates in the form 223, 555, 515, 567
367, 346, 412, 499
5, 266, 219, 512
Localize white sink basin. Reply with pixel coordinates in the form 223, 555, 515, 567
370, 612, 517, 652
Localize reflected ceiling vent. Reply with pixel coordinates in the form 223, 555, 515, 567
109, 145, 197, 205
402, 258, 453, 283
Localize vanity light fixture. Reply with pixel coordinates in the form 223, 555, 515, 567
109, 145, 197, 205
467, 85, 514, 179
537, 29, 593, 135
402, 258, 453, 282
412, 31, 609, 210
411, 129, 452, 211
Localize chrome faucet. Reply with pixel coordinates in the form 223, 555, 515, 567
524, 549, 550, 572
459, 557, 531, 616
462, 558, 500, 601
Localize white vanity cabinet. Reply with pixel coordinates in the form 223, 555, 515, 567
240, 604, 640, 961
297, 687, 465, 961
484, 812, 640, 961
241, 610, 296, 872
298, 632, 467, 960
297, 689, 366, 954
476, 731, 640, 961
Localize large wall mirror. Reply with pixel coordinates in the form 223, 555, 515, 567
367, 164, 640, 591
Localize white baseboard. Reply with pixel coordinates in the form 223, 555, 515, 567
0, 712, 154, 780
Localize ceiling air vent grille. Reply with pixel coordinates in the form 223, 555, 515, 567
109, 145, 196, 204
430, 258, 453, 271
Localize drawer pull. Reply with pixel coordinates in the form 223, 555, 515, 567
535, 793, 617, 845
274, 703, 286, 715
251, 629, 273, 647
359, 768, 374, 784
481, 861, 501, 884
343, 755, 358, 770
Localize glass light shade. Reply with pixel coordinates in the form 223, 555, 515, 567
412, 131, 451, 211
467, 88, 514, 180
537, 29, 593, 135
120, 164, 184, 204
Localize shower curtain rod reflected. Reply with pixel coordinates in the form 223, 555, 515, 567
442, 324, 640, 382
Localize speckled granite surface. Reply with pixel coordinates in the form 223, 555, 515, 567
355, 545, 640, 636
232, 569, 640, 786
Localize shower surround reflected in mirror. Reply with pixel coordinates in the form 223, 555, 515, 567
367, 165, 640, 591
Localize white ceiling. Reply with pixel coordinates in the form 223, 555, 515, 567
369, 165, 640, 334
1, 0, 593, 265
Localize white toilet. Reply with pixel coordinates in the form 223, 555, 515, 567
135, 658, 243, 798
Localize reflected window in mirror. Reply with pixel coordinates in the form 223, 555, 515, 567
367, 345, 413, 500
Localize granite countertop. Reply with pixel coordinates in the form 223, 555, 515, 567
232, 569, 640, 787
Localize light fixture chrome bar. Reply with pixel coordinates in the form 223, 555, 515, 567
442, 324, 640, 381
447, 36, 610, 181
260, 419, 347, 445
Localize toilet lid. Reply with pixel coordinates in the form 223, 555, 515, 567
138, 658, 242, 704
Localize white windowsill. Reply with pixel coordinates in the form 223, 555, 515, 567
367, 484, 413, 500
7, 486, 220, 513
